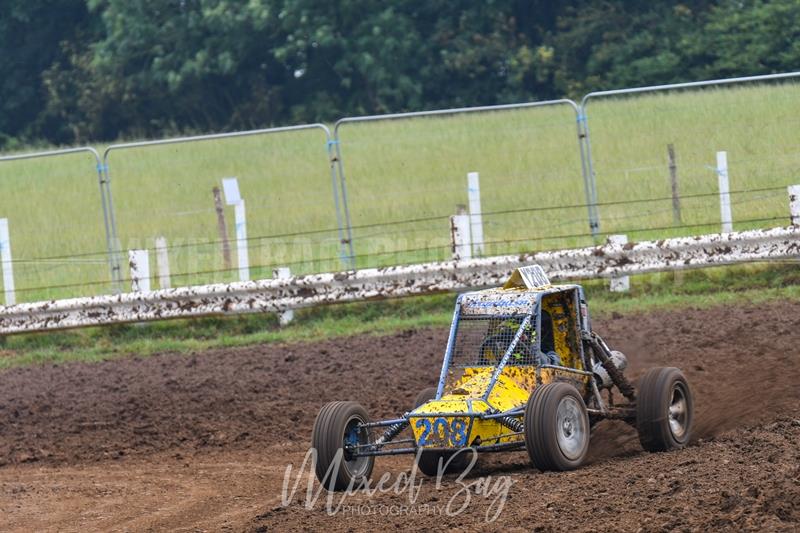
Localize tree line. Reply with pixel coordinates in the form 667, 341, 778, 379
1, 0, 798, 148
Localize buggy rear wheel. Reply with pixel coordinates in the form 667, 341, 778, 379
415, 448, 472, 477
312, 401, 374, 491
636, 367, 693, 452
524, 382, 590, 471
413, 387, 438, 410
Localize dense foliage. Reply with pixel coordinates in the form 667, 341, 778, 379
1, 0, 798, 147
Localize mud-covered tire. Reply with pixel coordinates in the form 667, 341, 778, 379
524, 382, 590, 471
636, 367, 693, 452
312, 401, 374, 491
415, 448, 440, 476
413, 387, 438, 409
415, 448, 472, 477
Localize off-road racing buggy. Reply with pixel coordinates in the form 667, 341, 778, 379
312, 266, 693, 490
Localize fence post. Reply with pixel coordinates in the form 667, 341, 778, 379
667, 144, 682, 224
331, 137, 356, 269
608, 234, 630, 292
129, 249, 151, 293
467, 172, 485, 256
789, 185, 800, 226
98, 159, 123, 294
0, 218, 15, 305
221, 177, 250, 282
212, 186, 232, 270
450, 205, 472, 261
576, 106, 601, 240
234, 200, 250, 281
273, 267, 294, 326
155, 237, 171, 289
327, 137, 356, 270
716, 151, 733, 233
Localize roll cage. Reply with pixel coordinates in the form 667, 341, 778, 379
434, 285, 590, 401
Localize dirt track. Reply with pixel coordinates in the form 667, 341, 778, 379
0, 301, 798, 531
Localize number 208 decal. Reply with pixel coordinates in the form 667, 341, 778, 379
415, 417, 469, 446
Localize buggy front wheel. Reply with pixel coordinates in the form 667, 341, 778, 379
524, 383, 590, 471
312, 401, 374, 491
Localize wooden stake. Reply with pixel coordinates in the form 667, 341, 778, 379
667, 144, 682, 225
212, 186, 232, 269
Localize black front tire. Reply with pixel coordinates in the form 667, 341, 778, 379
636, 367, 693, 452
524, 382, 590, 471
312, 401, 374, 491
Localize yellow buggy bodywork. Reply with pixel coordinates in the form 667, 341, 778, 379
408, 268, 594, 451
410, 366, 592, 449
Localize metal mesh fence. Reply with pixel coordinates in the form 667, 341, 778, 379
334, 102, 586, 266
584, 81, 800, 236
104, 126, 340, 288
0, 149, 110, 302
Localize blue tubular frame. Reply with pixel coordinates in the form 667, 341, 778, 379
360, 418, 408, 428
435, 295, 463, 399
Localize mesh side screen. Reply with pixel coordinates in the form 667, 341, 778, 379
451, 316, 537, 367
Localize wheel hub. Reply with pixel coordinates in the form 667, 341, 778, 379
342, 417, 371, 476
556, 396, 586, 460
668, 386, 688, 439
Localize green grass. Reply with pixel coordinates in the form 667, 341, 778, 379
1, 82, 799, 303
1, 262, 798, 370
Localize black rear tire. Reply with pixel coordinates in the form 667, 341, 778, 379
312, 401, 374, 491
636, 367, 693, 452
524, 382, 590, 471
413, 387, 438, 409
415, 448, 473, 477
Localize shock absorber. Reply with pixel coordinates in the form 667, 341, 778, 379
497, 415, 523, 433
376, 420, 409, 446
590, 333, 636, 402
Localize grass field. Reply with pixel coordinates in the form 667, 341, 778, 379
0, 81, 799, 303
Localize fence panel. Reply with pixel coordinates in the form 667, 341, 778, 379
103, 125, 342, 289
0, 148, 111, 303
334, 100, 590, 269
581, 73, 800, 240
